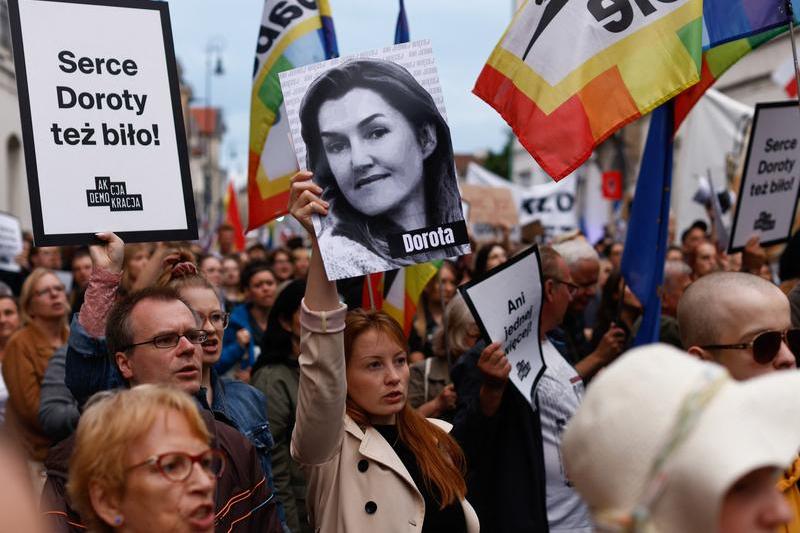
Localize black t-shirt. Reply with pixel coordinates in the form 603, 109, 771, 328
373, 424, 466, 533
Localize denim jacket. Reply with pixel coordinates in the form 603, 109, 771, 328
217, 302, 257, 374
64, 314, 285, 527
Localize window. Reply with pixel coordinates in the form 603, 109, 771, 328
0, 0, 9, 51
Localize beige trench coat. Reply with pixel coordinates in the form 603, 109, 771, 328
292, 302, 480, 533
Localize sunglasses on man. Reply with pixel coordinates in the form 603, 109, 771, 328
699, 328, 800, 365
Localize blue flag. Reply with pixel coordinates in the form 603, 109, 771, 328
395, 0, 409, 44
621, 102, 674, 347
702, 0, 799, 49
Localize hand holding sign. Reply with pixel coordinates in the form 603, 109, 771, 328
460, 245, 545, 406
89, 232, 124, 274
478, 341, 511, 388
741, 236, 767, 275
288, 171, 328, 236
477, 341, 510, 417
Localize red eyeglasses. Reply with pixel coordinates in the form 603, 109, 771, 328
126, 449, 225, 482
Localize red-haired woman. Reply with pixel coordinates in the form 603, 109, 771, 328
289, 172, 479, 532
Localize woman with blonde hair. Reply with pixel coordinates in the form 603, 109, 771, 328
408, 293, 481, 421
68, 385, 220, 532
289, 172, 479, 532
2, 268, 69, 471
118, 243, 150, 295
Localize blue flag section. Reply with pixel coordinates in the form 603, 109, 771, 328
702, 0, 799, 49
621, 102, 674, 347
394, 0, 409, 44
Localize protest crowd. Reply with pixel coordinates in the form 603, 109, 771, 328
6, 0, 800, 532
0, 163, 800, 533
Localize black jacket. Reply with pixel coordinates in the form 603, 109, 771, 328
451, 341, 550, 533
41, 409, 281, 532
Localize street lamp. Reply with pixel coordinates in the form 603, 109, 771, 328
203, 38, 224, 222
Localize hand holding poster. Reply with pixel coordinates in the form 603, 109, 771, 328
460, 245, 545, 404
9, 0, 196, 245
278, 40, 470, 280
729, 101, 800, 252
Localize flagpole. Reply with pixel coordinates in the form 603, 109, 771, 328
614, 279, 626, 327
439, 277, 452, 372
367, 275, 376, 311
787, 0, 800, 108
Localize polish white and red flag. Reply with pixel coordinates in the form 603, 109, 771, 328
772, 56, 799, 97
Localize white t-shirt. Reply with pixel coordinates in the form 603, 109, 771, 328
0, 363, 8, 425
536, 339, 593, 532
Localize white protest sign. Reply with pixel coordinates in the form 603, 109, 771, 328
518, 178, 578, 237
278, 40, 470, 281
0, 212, 23, 272
9, 0, 196, 246
465, 161, 579, 240
729, 101, 800, 252
460, 245, 545, 405
707, 172, 730, 253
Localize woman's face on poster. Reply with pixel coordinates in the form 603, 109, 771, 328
317, 87, 436, 218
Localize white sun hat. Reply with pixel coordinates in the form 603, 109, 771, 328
562, 344, 800, 533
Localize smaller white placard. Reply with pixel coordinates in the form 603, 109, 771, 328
459, 245, 545, 405
0, 212, 23, 271
729, 101, 800, 252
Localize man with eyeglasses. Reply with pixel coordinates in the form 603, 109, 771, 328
534, 246, 599, 533
552, 238, 625, 379
41, 285, 282, 532
678, 271, 800, 532
452, 246, 594, 532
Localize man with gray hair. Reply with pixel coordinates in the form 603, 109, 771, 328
650, 260, 692, 348
552, 238, 624, 379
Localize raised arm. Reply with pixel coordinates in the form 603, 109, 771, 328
288, 172, 348, 466
66, 232, 126, 406
291, 172, 338, 311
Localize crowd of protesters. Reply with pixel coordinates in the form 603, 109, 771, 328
0, 170, 800, 532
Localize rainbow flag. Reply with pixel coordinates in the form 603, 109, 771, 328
675, 0, 797, 128
247, 1, 338, 231
358, 264, 439, 336
674, 28, 785, 129
701, 0, 794, 48
474, 0, 798, 181
383, 263, 439, 337
474, 0, 704, 180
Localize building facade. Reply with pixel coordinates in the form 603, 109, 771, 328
0, 0, 29, 229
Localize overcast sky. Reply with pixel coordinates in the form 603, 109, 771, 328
167, 0, 513, 182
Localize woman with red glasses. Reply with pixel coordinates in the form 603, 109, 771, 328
68, 385, 222, 533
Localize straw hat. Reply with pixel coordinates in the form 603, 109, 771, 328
562, 344, 800, 533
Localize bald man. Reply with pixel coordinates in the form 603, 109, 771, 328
678, 272, 800, 533
677, 272, 795, 380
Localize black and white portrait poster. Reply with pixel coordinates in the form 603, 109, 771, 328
460, 245, 545, 405
279, 40, 470, 280
8, 0, 196, 246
